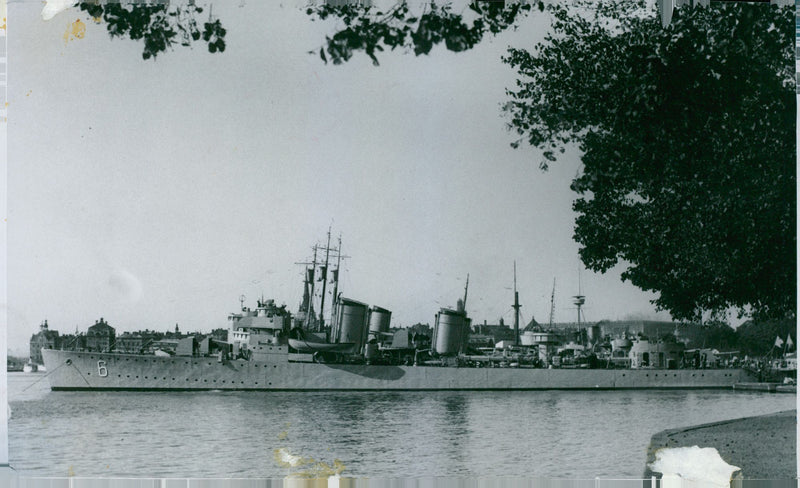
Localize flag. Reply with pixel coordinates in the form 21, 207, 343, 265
774, 336, 784, 347
787, 335, 794, 348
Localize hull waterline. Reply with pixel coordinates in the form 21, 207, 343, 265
41, 349, 753, 391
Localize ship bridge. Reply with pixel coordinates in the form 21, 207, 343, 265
228, 298, 292, 347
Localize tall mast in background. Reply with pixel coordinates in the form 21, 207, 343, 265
548, 278, 556, 328
306, 246, 318, 329
330, 234, 343, 326
573, 268, 585, 328
512, 262, 521, 345
318, 227, 332, 331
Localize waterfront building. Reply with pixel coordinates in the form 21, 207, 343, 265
57, 333, 85, 351
86, 318, 116, 352
473, 319, 517, 344
116, 332, 158, 354
164, 323, 183, 339
29, 320, 59, 365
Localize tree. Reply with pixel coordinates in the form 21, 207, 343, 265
503, 1, 795, 322
306, 1, 542, 65
736, 318, 795, 356
699, 321, 738, 351
76, 1, 537, 63
78, 2, 226, 60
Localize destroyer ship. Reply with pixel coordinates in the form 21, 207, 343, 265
41, 237, 754, 391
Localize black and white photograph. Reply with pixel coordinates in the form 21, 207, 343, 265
2, 0, 797, 485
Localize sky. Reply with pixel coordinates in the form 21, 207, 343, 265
5, 0, 676, 356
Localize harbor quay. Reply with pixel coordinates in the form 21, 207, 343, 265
644, 409, 798, 482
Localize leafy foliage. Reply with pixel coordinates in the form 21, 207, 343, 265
78, 2, 226, 60
504, 1, 795, 322
736, 318, 795, 356
307, 1, 544, 65
697, 321, 738, 351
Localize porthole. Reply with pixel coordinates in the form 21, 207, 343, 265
145, 376, 148, 379
172, 378, 175, 381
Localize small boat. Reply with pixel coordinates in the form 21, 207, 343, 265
22, 362, 38, 373
288, 338, 355, 353
7, 360, 24, 372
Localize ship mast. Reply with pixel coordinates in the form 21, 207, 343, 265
548, 278, 556, 328
306, 246, 318, 329
462, 273, 469, 311
573, 268, 585, 329
317, 227, 332, 332
512, 262, 521, 345
330, 234, 343, 324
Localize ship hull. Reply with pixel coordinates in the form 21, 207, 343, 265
41, 349, 753, 391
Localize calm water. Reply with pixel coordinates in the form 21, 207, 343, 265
7, 373, 796, 479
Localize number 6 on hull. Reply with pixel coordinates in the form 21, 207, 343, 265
97, 360, 108, 377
